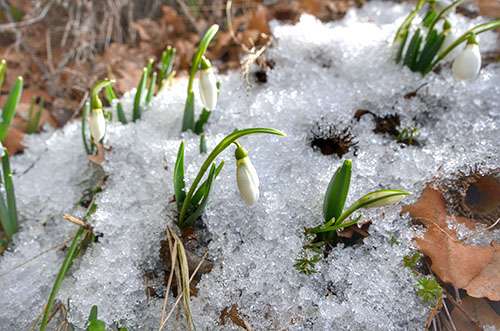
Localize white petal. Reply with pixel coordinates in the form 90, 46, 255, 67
236, 157, 260, 206
89, 109, 106, 142
452, 44, 481, 81
199, 68, 218, 110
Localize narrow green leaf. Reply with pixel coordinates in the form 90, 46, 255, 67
2, 152, 17, 235
40, 227, 85, 331
0, 59, 6, 92
403, 29, 422, 71
174, 141, 186, 210
190, 161, 224, 208
159, 46, 176, 90
323, 159, 352, 223
146, 72, 157, 104
87, 305, 106, 331
419, 32, 445, 74
0, 76, 23, 142
181, 91, 195, 132
182, 162, 221, 228
104, 85, 127, 124
199, 133, 207, 154
194, 108, 211, 135
26, 97, 44, 134
81, 101, 93, 155
133, 68, 148, 122
0, 189, 13, 238
421, 10, 437, 28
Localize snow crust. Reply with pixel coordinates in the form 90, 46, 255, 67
0, 2, 499, 330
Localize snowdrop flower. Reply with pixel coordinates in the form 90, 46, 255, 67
234, 143, 259, 206
199, 57, 218, 110
452, 35, 481, 81
89, 107, 106, 142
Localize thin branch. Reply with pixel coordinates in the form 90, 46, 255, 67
0, 2, 52, 32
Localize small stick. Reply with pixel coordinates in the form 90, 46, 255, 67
441, 297, 457, 331
159, 250, 208, 330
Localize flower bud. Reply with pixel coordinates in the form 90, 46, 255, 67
199, 58, 218, 110
452, 38, 481, 81
89, 108, 106, 142
356, 189, 410, 209
235, 144, 259, 206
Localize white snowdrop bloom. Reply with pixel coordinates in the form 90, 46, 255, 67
235, 144, 259, 206
452, 43, 481, 80
199, 66, 218, 110
89, 108, 106, 142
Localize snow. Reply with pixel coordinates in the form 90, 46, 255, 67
1, 1, 499, 330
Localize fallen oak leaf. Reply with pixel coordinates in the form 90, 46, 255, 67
402, 186, 500, 301
449, 295, 500, 330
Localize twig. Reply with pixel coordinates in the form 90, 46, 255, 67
441, 298, 457, 331
0, 2, 52, 31
175, 0, 201, 34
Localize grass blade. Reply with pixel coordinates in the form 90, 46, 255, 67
26, 97, 44, 134
174, 141, 186, 210
159, 46, 176, 90
323, 159, 352, 224
0, 76, 23, 142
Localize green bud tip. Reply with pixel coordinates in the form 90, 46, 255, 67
466, 33, 479, 45
200, 56, 212, 70
234, 143, 248, 160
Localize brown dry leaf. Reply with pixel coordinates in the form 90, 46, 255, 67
4, 127, 25, 155
477, 0, 500, 18
449, 295, 500, 330
247, 5, 271, 35
403, 186, 500, 301
219, 304, 252, 330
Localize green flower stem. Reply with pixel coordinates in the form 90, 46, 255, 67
429, 19, 500, 70
90, 80, 113, 110
427, 0, 464, 33
177, 127, 285, 226
186, 25, 219, 93
394, 0, 426, 43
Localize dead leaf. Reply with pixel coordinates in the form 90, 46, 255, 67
403, 186, 500, 301
4, 127, 24, 155
449, 295, 500, 330
219, 304, 252, 330
477, 0, 500, 18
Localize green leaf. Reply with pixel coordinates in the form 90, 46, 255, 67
416, 276, 442, 305
81, 101, 93, 155
0, 188, 13, 238
146, 72, 157, 104
182, 162, 221, 228
40, 227, 86, 331
181, 91, 195, 132
416, 29, 445, 73
2, 152, 17, 236
87, 305, 106, 331
104, 85, 127, 124
199, 133, 207, 154
194, 108, 211, 135
421, 9, 437, 28
0, 59, 6, 92
159, 46, 176, 90
323, 159, 352, 224
403, 29, 422, 71
174, 141, 186, 211
26, 97, 44, 134
190, 161, 223, 207
0, 76, 23, 142
133, 68, 148, 122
